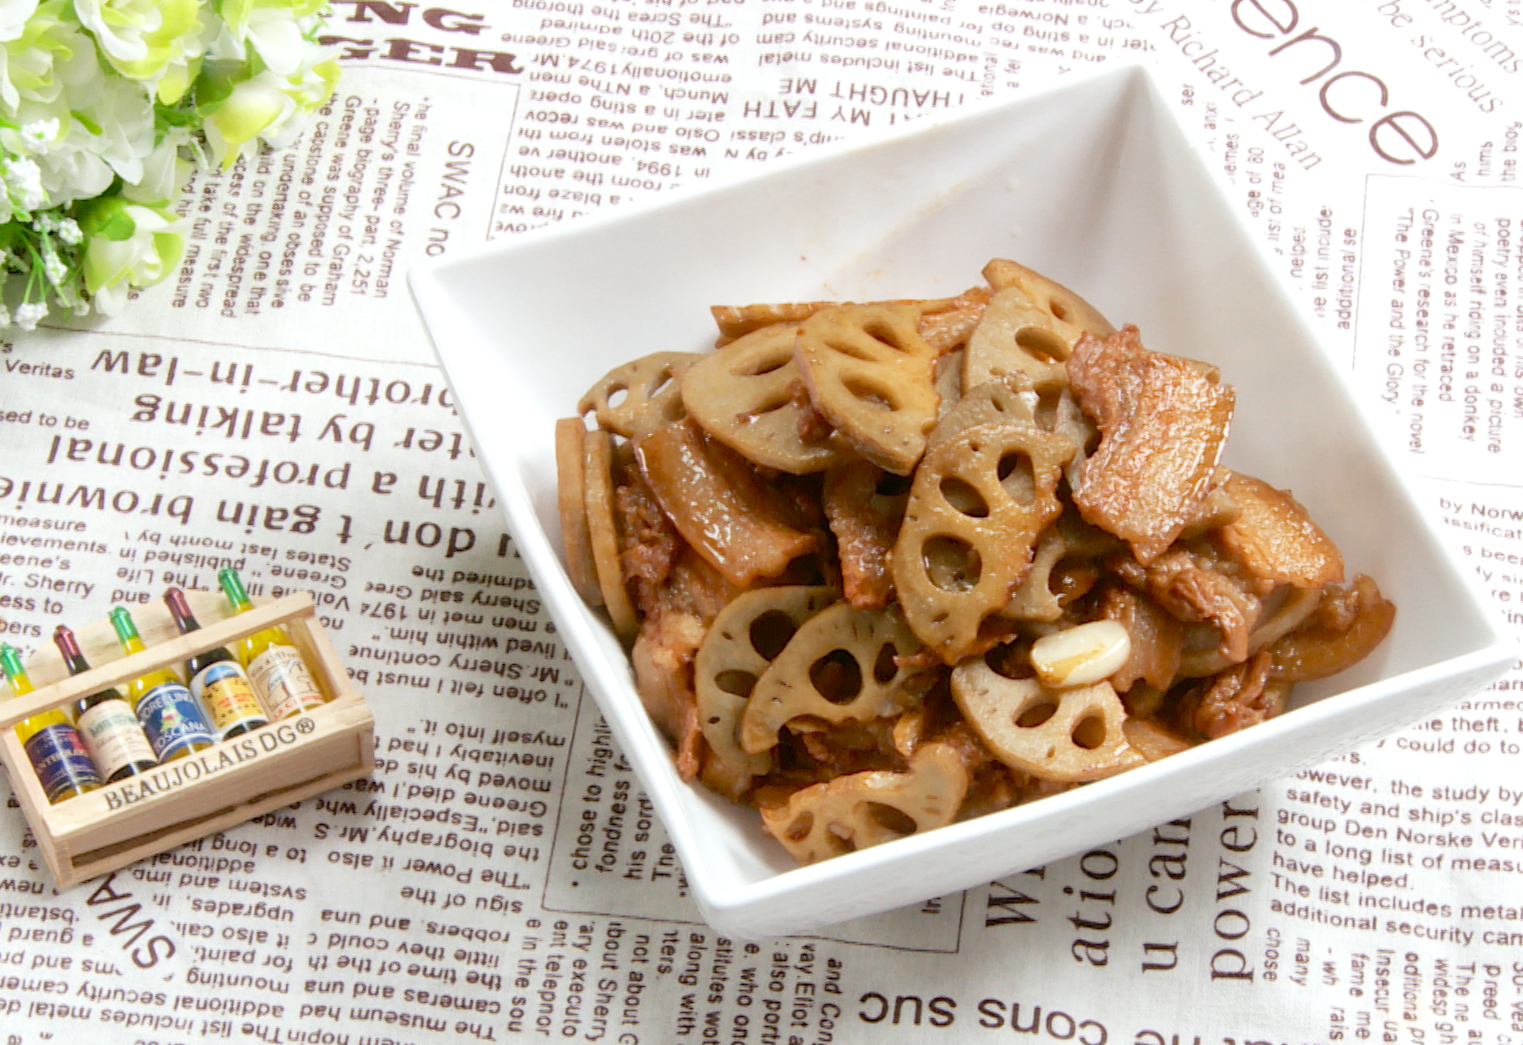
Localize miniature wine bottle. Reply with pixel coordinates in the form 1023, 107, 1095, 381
217, 567, 327, 720
53, 626, 158, 782
107, 607, 217, 761
2, 643, 100, 803
162, 589, 268, 739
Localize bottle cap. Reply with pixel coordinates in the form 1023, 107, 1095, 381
52, 625, 82, 661
163, 587, 196, 630
218, 567, 251, 609
108, 606, 140, 643
0, 643, 26, 688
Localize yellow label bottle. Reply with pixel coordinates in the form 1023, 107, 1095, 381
163, 589, 268, 739
218, 568, 327, 719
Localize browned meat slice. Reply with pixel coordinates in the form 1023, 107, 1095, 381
1175, 652, 1285, 739
823, 461, 910, 609
635, 419, 817, 587
1217, 472, 1344, 587
1111, 546, 1264, 665
1268, 574, 1395, 682
615, 467, 681, 618
631, 609, 707, 779
1069, 326, 1235, 564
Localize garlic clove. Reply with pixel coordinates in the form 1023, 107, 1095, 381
1030, 620, 1132, 689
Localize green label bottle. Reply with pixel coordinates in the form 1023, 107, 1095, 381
2, 643, 99, 804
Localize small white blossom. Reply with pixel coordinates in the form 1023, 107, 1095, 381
14, 301, 46, 330
40, 245, 66, 286
19, 118, 59, 151
3, 157, 45, 211
55, 218, 81, 245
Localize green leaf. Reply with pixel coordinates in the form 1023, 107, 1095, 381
75, 198, 137, 242
70, 111, 103, 136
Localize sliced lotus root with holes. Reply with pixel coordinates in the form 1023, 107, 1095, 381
795, 303, 941, 475
963, 285, 1082, 393
892, 420, 1075, 663
582, 430, 640, 637
926, 374, 1039, 453
555, 418, 601, 607
681, 323, 856, 474
759, 741, 969, 864
1002, 527, 1068, 622
919, 285, 991, 353
950, 659, 1143, 782
694, 586, 835, 799
712, 302, 834, 346
933, 350, 964, 419
739, 602, 928, 755
578, 352, 701, 438
982, 258, 1115, 340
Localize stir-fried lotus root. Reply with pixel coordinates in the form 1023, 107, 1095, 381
681, 323, 856, 474
795, 303, 941, 475
694, 586, 835, 799
738, 602, 928, 754
555, 259, 1395, 865
760, 742, 970, 864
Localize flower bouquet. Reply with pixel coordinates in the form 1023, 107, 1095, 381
0, 0, 337, 328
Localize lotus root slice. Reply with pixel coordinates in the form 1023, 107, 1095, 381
950, 658, 1143, 783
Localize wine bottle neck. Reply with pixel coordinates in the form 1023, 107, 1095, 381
164, 588, 202, 634
0, 644, 31, 694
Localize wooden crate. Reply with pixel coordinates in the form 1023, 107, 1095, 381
0, 590, 373, 888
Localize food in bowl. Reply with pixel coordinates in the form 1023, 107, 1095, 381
554, 258, 1394, 865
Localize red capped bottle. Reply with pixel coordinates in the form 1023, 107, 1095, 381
2, 642, 100, 803
54, 625, 158, 782
163, 588, 268, 739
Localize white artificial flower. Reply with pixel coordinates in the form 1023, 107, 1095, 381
122, 123, 189, 203
73, 0, 206, 101
83, 202, 182, 315
0, 0, 38, 42
40, 244, 66, 285
3, 156, 45, 211
14, 301, 46, 329
28, 135, 113, 207
19, 117, 58, 150
0, 1, 99, 114
55, 217, 80, 245
70, 73, 156, 185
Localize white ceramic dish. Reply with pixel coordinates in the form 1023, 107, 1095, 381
410, 63, 1513, 939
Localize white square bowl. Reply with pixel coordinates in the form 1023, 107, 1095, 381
410, 63, 1514, 939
